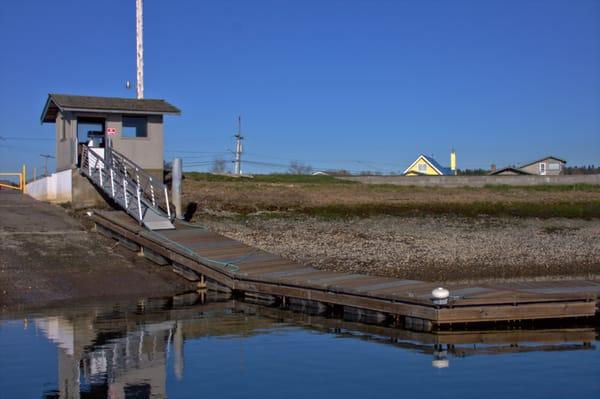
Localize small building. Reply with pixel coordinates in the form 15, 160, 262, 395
490, 156, 566, 176
403, 151, 456, 176
517, 156, 566, 176
28, 93, 180, 206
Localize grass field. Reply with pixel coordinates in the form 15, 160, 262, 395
183, 173, 600, 219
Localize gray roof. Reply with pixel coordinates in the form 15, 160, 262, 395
518, 156, 566, 168
489, 167, 532, 176
41, 93, 181, 123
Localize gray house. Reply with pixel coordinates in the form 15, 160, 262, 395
29, 94, 180, 206
490, 156, 566, 176
41, 93, 180, 180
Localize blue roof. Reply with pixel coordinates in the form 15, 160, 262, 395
421, 154, 452, 175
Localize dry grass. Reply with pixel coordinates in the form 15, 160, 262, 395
182, 174, 600, 219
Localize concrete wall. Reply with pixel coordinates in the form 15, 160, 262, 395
71, 170, 107, 210
341, 174, 600, 188
25, 169, 72, 203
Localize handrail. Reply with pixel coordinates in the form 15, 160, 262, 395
105, 146, 173, 218
0, 165, 26, 192
79, 145, 173, 226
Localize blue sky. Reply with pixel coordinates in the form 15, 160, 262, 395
1, 0, 599, 174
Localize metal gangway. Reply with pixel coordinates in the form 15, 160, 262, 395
80, 145, 175, 230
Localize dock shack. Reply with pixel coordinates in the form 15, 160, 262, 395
27, 93, 180, 207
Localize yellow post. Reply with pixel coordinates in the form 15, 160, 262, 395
21, 164, 26, 192
450, 150, 457, 175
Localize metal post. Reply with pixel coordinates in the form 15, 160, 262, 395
149, 176, 156, 206
110, 169, 116, 197
234, 116, 243, 175
123, 179, 129, 208
21, 164, 26, 192
164, 186, 171, 219
172, 158, 183, 219
136, 0, 144, 99
136, 184, 143, 223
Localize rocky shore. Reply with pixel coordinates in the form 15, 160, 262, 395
198, 215, 600, 282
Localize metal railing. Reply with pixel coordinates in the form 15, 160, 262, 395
105, 146, 173, 218
0, 165, 26, 192
80, 145, 173, 227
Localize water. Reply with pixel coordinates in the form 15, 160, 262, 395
1, 294, 599, 399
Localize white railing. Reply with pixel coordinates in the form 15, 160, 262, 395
80, 145, 173, 226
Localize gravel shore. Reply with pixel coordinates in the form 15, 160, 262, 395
199, 215, 600, 282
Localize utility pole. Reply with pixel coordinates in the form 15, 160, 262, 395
234, 116, 243, 175
136, 0, 144, 99
40, 154, 54, 177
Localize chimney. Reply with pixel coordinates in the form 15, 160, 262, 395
450, 149, 457, 175
491, 164, 497, 173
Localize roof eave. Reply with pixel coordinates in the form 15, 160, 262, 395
57, 106, 181, 116
40, 95, 61, 124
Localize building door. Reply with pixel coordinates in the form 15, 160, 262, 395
539, 162, 546, 175
77, 117, 105, 148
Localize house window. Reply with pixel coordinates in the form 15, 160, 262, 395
122, 116, 148, 138
539, 163, 546, 174
417, 163, 427, 173
548, 163, 560, 171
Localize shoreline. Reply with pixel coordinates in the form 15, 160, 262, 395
195, 214, 600, 282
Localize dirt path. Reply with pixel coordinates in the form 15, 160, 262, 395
0, 190, 194, 313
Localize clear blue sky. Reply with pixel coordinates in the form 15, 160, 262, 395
1, 0, 599, 174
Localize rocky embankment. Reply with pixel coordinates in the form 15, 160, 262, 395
199, 215, 600, 282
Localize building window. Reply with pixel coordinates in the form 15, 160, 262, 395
122, 116, 148, 138
539, 163, 546, 174
548, 162, 560, 171
417, 163, 427, 173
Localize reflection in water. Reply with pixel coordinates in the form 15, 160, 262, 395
2, 292, 597, 399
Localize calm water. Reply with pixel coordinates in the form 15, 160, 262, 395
1, 294, 599, 399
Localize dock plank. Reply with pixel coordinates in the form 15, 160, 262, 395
92, 210, 600, 326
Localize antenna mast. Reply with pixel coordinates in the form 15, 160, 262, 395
136, 0, 144, 99
234, 116, 243, 175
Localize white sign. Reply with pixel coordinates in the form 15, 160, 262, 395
106, 127, 118, 136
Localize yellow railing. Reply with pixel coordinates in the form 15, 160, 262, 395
0, 165, 26, 192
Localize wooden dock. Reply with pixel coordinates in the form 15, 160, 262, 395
92, 210, 600, 329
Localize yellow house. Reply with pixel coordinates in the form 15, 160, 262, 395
403, 151, 457, 176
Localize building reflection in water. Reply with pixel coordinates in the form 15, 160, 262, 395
29, 294, 597, 399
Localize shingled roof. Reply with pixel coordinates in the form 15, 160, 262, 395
41, 93, 181, 123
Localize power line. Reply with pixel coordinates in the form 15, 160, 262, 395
0, 136, 53, 141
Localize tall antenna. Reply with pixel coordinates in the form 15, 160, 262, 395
136, 0, 144, 99
234, 116, 244, 175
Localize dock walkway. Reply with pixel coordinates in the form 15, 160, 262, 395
92, 210, 600, 328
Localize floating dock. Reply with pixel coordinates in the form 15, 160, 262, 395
92, 210, 600, 329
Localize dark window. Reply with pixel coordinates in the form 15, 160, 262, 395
122, 116, 148, 138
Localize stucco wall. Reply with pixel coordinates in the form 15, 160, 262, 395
341, 174, 600, 188
111, 114, 164, 171
55, 111, 165, 174
55, 112, 77, 172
